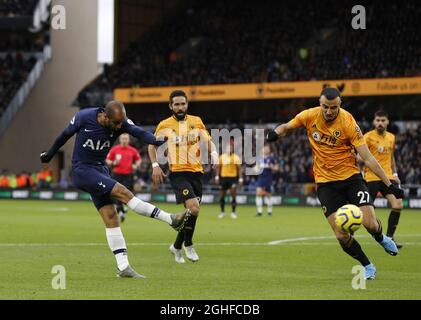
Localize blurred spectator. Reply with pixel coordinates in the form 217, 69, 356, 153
0, 0, 37, 17
0, 169, 9, 187
0, 53, 37, 117
36, 166, 52, 188
16, 171, 31, 188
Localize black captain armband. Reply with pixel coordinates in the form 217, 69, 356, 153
154, 136, 168, 146
266, 130, 279, 142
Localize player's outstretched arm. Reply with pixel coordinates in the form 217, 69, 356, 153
237, 164, 244, 184
209, 141, 219, 170
196, 123, 218, 169
124, 122, 167, 146
356, 144, 404, 198
40, 117, 79, 163
266, 121, 296, 142
391, 153, 401, 185
356, 153, 365, 172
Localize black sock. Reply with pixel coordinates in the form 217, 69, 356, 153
340, 237, 371, 266
220, 196, 225, 213
183, 214, 198, 247
387, 210, 401, 238
368, 218, 384, 242
174, 231, 184, 250
232, 198, 237, 213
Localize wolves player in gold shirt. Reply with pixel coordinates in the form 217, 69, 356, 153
360, 110, 404, 248
216, 141, 243, 219
267, 87, 404, 280
148, 90, 218, 263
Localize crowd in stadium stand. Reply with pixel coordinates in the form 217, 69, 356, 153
78, 0, 421, 104
0, 0, 41, 116
0, 0, 37, 17
0, 33, 48, 52
0, 53, 36, 116
0, 167, 52, 189
395, 126, 421, 184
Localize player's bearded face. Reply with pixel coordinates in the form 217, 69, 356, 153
374, 116, 389, 133
320, 96, 341, 122
170, 96, 188, 120
106, 117, 124, 131
103, 107, 126, 131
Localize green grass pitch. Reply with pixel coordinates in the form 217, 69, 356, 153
1, 200, 420, 300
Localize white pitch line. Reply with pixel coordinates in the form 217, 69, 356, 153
0, 206, 70, 212
0, 242, 265, 247
267, 236, 336, 245
0, 234, 421, 247
0, 242, 421, 247
267, 233, 421, 245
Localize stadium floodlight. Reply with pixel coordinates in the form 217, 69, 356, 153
97, 0, 114, 64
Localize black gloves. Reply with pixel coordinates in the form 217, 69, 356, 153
40, 151, 52, 163
154, 136, 168, 146
266, 130, 279, 142
385, 183, 405, 199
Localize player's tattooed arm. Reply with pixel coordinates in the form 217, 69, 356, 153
209, 141, 219, 170
197, 123, 218, 168
356, 144, 391, 186
356, 153, 365, 171
357, 145, 404, 199
391, 153, 401, 185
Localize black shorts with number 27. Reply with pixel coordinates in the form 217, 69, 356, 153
316, 173, 374, 217
169, 172, 203, 204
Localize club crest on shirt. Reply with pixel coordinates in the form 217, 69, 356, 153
312, 131, 321, 142
355, 125, 363, 139
377, 146, 384, 153
333, 130, 341, 138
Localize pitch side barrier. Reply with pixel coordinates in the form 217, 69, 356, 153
1, 189, 421, 209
